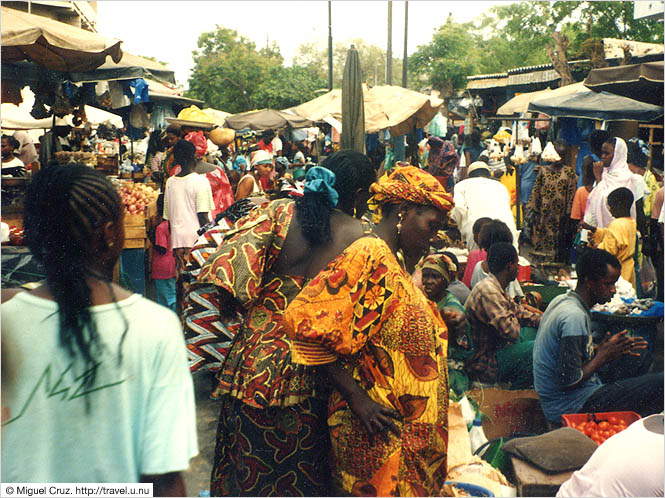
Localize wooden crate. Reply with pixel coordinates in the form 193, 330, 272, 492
123, 212, 147, 249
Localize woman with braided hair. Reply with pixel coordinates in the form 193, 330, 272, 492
1, 165, 198, 493
283, 166, 454, 496
201, 152, 376, 496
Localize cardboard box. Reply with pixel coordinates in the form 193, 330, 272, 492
467, 388, 548, 440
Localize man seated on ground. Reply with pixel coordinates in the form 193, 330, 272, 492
533, 248, 663, 426
465, 242, 542, 389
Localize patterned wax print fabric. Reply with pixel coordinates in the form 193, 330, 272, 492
284, 236, 449, 497
367, 165, 454, 223
197, 198, 332, 496
183, 219, 242, 374
197, 198, 322, 408
526, 164, 578, 261
643, 169, 660, 218
210, 397, 331, 497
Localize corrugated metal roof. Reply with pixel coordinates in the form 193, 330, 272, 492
467, 72, 508, 81
467, 77, 509, 89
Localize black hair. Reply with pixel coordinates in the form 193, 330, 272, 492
589, 130, 610, 156
469, 167, 491, 179
471, 129, 481, 147
173, 139, 196, 169
576, 248, 621, 284
487, 242, 517, 274
473, 217, 493, 236
165, 123, 181, 136
479, 219, 513, 251
146, 129, 165, 157
321, 150, 376, 216
156, 192, 165, 217
627, 141, 647, 169
23, 164, 127, 399
582, 154, 596, 186
2, 135, 20, 150
607, 187, 634, 212
295, 191, 335, 248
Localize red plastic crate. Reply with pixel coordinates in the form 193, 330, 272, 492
561, 411, 641, 428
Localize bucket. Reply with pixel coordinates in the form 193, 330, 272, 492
517, 256, 531, 282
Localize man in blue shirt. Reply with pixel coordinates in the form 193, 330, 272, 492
533, 248, 663, 424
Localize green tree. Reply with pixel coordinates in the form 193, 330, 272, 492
293, 38, 404, 89
255, 65, 327, 109
409, 20, 482, 95
186, 26, 281, 113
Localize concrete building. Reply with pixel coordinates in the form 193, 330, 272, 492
3, 1, 98, 32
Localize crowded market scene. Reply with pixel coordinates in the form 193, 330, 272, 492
1, 1, 664, 497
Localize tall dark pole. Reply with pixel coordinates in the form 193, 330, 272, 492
402, 0, 408, 88
328, 1, 333, 91
386, 1, 392, 85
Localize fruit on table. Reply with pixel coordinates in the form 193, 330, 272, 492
117, 183, 159, 215
570, 417, 629, 445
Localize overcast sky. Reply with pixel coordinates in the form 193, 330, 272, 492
96, 1, 514, 88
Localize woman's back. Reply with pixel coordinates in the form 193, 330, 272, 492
1, 292, 198, 483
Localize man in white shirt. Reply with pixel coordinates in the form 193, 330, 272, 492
271, 133, 283, 157
450, 161, 518, 250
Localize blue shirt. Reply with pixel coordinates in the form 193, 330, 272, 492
232, 155, 248, 172
533, 291, 602, 422
520, 161, 538, 205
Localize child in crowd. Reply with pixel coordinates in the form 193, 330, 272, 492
581, 187, 637, 290
151, 194, 176, 311
462, 217, 492, 287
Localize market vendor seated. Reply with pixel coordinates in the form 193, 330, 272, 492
420, 253, 473, 394
533, 248, 663, 426
465, 242, 542, 389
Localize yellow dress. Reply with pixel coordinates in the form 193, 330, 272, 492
283, 236, 449, 497
593, 217, 637, 289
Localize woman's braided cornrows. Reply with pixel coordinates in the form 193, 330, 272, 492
23, 164, 127, 395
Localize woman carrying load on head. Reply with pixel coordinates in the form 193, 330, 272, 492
201, 151, 376, 496
283, 166, 454, 497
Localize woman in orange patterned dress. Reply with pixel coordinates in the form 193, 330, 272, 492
283, 166, 455, 496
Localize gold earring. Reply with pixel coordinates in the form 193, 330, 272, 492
108, 240, 115, 248
396, 212, 403, 236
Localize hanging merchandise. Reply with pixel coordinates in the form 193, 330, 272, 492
122, 79, 149, 105
510, 121, 517, 148
52, 83, 74, 116
541, 141, 561, 163
529, 136, 542, 156
129, 104, 150, 129
489, 140, 503, 161
2, 79, 23, 105
150, 103, 175, 129
510, 144, 527, 165
517, 119, 530, 143
108, 80, 131, 108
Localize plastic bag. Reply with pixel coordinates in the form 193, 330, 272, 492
529, 137, 542, 156
639, 256, 657, 298
541, 141, 561, 163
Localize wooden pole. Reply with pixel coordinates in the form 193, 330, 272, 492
387, 1, 393, 85
402, 0, 408, 88
328, 1, 333, 91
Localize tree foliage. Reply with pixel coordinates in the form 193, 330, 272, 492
186, 26, 320, 113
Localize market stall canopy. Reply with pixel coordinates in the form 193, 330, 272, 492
583, 61, 664, 106
527, 90, 664, 121
223, 109, 312, 131
1, 6, 122, 72
2, 87, 123, 129
496, 82, 590, 115
202, 108, 232, 125
288, 84, 443, 136
67, 52, 175, 85
147, 79, 204, 106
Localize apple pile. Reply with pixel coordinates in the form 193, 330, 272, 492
118, 183, 159, 215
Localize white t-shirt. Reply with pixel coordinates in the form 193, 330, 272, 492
271, 136, 283, 155
557, 415, 664, 497
450, 177, 518, 251
1, 292, 199, 483
163, 173, 214, 248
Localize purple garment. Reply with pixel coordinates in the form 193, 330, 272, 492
427, 137, 459, 176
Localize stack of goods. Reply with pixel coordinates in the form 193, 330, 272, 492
114, 181, 159, 216
528, 137, 542, 157
563, 411, 639, 445
510, 144, 528, 165
54, 151, 97, 167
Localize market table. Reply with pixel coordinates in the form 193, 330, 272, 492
510, 456, 574, 497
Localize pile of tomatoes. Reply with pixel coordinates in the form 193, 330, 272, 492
569, 416, 629, 445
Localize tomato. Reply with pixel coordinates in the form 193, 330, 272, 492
598, 421, 610, 430
609, 416, 619, 425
